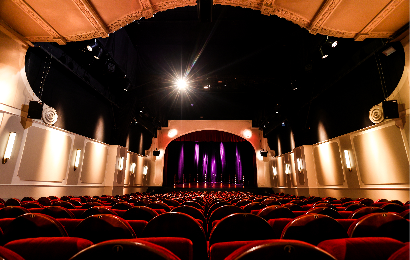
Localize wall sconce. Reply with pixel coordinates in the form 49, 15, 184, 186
130, 163, 136, 174
272, 166, 277, 177
297, 158, 303, 172
243, 129, 252, 139
344, 150, 352, 171
118, 157, 124, 171
285, 164, 291, 175
168, 129, 177, 138
143, 165, 148, 175
3, 132, 16, 164
74, 149, 81, 171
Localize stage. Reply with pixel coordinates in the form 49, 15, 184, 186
147, 182, 273, 195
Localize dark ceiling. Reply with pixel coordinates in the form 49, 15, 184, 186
32, 5, 396, 143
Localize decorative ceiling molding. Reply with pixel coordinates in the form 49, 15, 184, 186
108, 10, 145, 33
354, 0, 405, 41
260, 0, 276, 16
318, 27, 356, 38
152, 0, 196, 14
11, 0, 66, 44
0, 19, 33, 48
139, 0, 155, 18
66, 30, 108, 42
272, 6, 310, 28
309, 0, 343, 35
71, 0, 109, 37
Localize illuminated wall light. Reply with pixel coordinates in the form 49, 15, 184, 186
143, 165, 148, 175
74, 149, 81, 171
285, 164, 291, 175
272, 166, 277, 177
243, 129, 252, 139
118, 157, 124, 171
344, 150, 352, 171
297, 158, 303, 172
130, 163, 136, 174
168, 129, 178, 138
3, 132, 16, 164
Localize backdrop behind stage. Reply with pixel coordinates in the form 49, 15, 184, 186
163, 130, 257, 187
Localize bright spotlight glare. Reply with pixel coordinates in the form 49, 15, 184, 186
176, 78, 188, 90
331, 41, 338, 48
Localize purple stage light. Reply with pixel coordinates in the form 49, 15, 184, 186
178, 144, 184, 183
236, 145, 243, 183
203, 154, 208, 182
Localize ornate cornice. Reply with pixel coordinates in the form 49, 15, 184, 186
11, 0, 66, 44
0, 19, 33, 47
318, 27, 356, 38
71, 0, 109, 37
309, 0, 343, 35
66, 30, 107, 42
355, 0, 405, 41
272, 6, 310, 28
153, 0, 196, 13
108, 10, 145, 33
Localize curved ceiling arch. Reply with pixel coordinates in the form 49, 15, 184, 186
1, 0, 408, 47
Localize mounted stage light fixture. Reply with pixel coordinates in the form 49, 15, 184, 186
130, 163, 136, 174
94, 48, 103, 59
344, 150, 352, 171
272, 166, 277, 177
3, 132, 16, 164
320, 47, 328, 59
118, 157, 124, 171
87, 39, 98, 51
285, 164, 291, 175
143, 165, 148, 175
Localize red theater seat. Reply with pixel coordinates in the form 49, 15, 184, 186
0, 207, 30, 219
4, 237, 93, 260
70, 240, 181, 260
0, 245, 24, 260
125, 220, 148, 237
122, 206, 159, 221
41, 206, 75, 219
80, 206, 117, 219
257, 205, 295, 220
388, 243, 410, 260
267, 218, 293, 237
349, 207, 385, 219
281, 214, 348, 245
138, 237, 193, 260
224, 239, 336, 260
317, 237, 405, 260
57, 218, 82, 236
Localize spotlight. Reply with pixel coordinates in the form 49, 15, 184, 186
87, 39, 98, 51
243, 129, 252, 139
168, 129, 178, 138
94, 48, 103, 59
331, 41, 338, 48
320, 47, 328, 59
176, 78, 188, 90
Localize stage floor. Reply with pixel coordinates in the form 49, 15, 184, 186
173, 182, 244, 189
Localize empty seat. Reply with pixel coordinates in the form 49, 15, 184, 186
5, 199, 21, 207
0, 207, 30, 219
208, 205, 245, 234
344, 203, 364, 212
209, 213, 276, 246
3, 213, 68, 243
51, 201, 76, 209
224, 239, 336, 260
37, 197, 52, 207
80, 202, 103, 209
380, 203, 406, 213
70, 240, 180, 260
388, 242, 409, 260
317, 237, 406, 260
0, 245, 25, 260
171, 205, 206, 230
208, 202, 230, 217
74, 214, 136, 243
122, 206, 159, 221
141, 212, 207, 260
348, 212, 410, 242
257, 206, 295, 220
281, 214, 348, 245
80, 206, 117, 219
138, 237, 193, 260
147, 202, 172, 212
349, 207, 385, 219
41, 206, 75, 219
112, 202, 133, 210
242, 202, 266, 213
183, 201, 204, 211
306, 207, 342, 219
399, 209, 410, 220
4, 237, 93, 260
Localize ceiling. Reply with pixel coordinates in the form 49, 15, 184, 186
1, 0, 409, 137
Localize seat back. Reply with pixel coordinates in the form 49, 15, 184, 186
74, 214, 136, 243
348, 212, 410, 242
70, 240, 180, 260
306, 207, 342, 219
257, 206, 295, 220
142, 212, 207, 260
0, 207, 30, 219
51, 200, 76, 209
209, 213, 275, 246
242, 203, 266, 213
41, 206, 75, 219
3, 213, 68, 243
349, 207, 385, 219
281, 214, 348, 245
80, 206, 117, 219
317, 237, 405, 260
4, 237, 93, 260
0, 245, 25, 260
171, 206, 206, 229
225, 240, 336, 260
122, 206, 159, 221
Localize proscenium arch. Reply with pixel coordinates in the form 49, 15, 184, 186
163, 129, 257, 186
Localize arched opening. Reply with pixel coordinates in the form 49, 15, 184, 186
163, 130, 257, 187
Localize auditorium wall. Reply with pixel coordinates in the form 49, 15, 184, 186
271, 36, 410, 203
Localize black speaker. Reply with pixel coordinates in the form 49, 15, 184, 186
197, 0, 213, 23
153, 150, 160, 156
260, 151, 268, 157
27, 101, 43, 119
382, 100, 399, 119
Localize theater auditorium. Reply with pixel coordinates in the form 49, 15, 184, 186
0, 0, 409, 259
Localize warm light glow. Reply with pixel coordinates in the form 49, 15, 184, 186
74, 149, 81, 170
285, 164, 291, 175
331, 41, 338, 48
168, 129, 178, 138
243, 129, 252, 139
3, 132, 16, 164
273, 166, 277, 176
130, 162, 136, 173
143, 165, 148, 175
176, 78, 188, 90
118, 157, 124, 171
344, 150, 352, 171
297, 158, 303, 172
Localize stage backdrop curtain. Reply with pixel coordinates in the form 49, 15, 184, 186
163, 130, 256, 187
